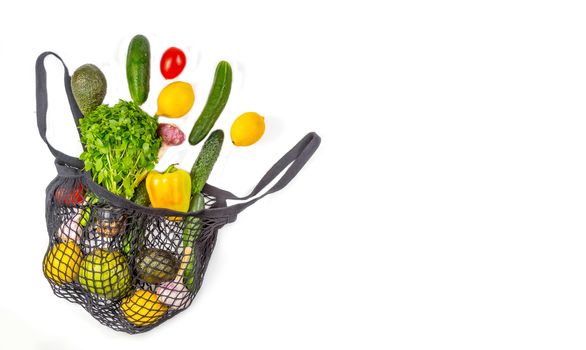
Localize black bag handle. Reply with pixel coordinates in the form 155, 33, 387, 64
203, 132, 321, 222
36, 51, 85, 169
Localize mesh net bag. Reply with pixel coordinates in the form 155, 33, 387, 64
36, 52, 321, 334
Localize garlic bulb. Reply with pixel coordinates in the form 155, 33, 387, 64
155, 246, 193, 310
155, 281, 191, 310
57, 209, 83, 244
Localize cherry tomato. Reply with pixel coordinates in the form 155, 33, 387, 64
55, 182, 85, 205
160, 47, 186, 79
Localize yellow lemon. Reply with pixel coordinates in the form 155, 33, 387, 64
230, 112, 265, 146
43, 241, 83, 284
121, 290, 168, 326
156, 81, 195, 118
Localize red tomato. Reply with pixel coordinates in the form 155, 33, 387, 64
160, 47, 186, 79
55, 182, 85, 205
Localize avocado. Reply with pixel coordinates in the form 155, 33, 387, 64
71, 64, 107, 116
135, 248, 179, 284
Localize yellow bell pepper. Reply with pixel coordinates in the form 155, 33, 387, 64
146, 164, 191, 216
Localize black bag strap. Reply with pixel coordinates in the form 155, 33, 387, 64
204, 132, 321, 222
36, 51, 85, 169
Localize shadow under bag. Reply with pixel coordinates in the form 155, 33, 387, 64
36, 52, 321, 334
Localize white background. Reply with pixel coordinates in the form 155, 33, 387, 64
0, 0, 586, 349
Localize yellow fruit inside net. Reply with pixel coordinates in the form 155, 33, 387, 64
43, 241, 83, 284
121, 290, 168, 326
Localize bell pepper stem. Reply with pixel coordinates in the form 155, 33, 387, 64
163, 163, 179, 174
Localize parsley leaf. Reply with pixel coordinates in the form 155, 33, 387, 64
79, 100, 161, 199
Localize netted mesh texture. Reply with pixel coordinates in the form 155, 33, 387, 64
37, 50, 320, 334
43, 171, 229, 334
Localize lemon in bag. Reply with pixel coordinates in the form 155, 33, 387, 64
43, 241, 83, 284
121, 290, 168, 326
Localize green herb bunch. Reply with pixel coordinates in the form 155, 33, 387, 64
80, 100, 161, 199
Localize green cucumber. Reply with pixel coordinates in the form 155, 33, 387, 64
182, 130, 224, 289
190, 130, 224, 194
130, 179, 150, 207
126, 34, 150, 105
79, 194, 98, 227
122, 231, 132, 255
183, 193, 205, 289
188, 61, 232, 145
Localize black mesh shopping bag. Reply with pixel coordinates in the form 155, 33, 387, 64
36, 52, 321, 334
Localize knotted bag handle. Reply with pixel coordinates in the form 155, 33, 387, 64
36, 51, 85, 169
203, 132, 321, 222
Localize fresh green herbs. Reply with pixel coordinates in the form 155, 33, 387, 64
80, 100, 161, 199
